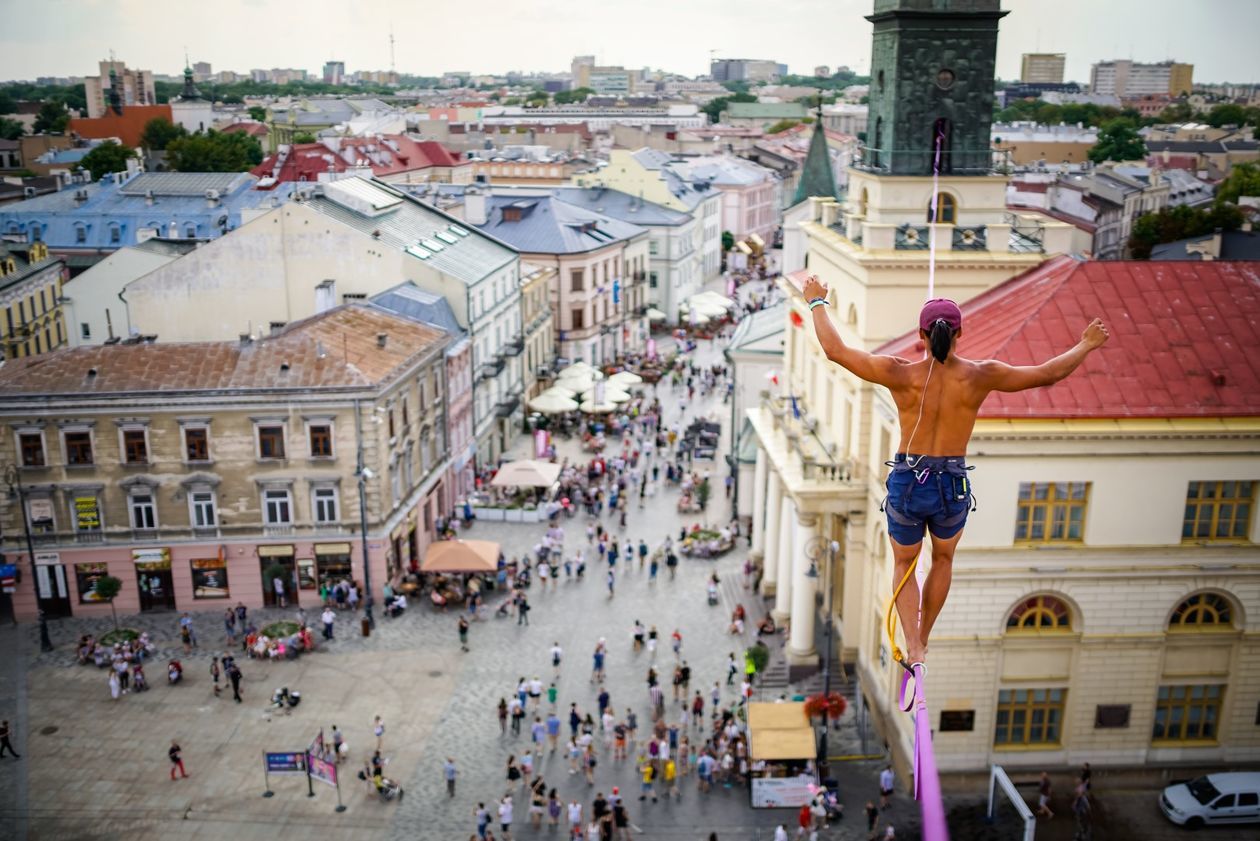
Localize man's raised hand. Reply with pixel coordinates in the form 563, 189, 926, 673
802, 274, 829, 303
1082, 318, 1110, 350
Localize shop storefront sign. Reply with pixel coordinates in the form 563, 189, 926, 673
132, 548, 171, 566
314, 543, 352, 556
258, 544, 295, 558
34, 552, 60, 566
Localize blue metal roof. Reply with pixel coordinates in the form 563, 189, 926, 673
370, 282, 468, 338
0, 171, 295, 253
552, 186, 691, 227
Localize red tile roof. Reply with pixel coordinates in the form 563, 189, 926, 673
220, 122, 269, 138
251, 135, 468, 183
0, 304, 448, 397
68, 105, 174, 148
875, 255, 1260, 419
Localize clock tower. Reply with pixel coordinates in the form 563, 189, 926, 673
865, 0, 1007, 175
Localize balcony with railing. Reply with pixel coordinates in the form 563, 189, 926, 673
504, 336, 525, 357
1004, 212, 1046, 253
852, 146, 1012, 176
756, 391, 864, 492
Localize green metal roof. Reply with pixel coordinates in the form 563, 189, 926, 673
723, 102, 808, 120
793, 122, 839, 205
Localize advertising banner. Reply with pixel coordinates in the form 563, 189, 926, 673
308, 754, 338, 789
750, 775, 817, 809
264, 752, 307, 775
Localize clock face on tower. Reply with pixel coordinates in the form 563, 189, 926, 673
935, 68, 956, 91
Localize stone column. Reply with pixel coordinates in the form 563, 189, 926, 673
750, 446, 769, 558
760, 474, 783, 596
773, 495, 795, 622
788, 510, 819, 662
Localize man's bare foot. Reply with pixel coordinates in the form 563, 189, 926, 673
904, 641, 927, 666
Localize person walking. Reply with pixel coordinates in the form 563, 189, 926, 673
228, 658, 243, 703
321, 606, 335, 640
373, 716, 386, 751
726, 652, 737, 685
331, 725, 344, 763
498, 794, 514, 840
0, 720, 20, 759
475, 802, 491, 840
179, 612, 198, 649
273, 574, 287, 608
459, 615, 470, 652
865, 800, 880, 839
209, 656, 221, 698
1036, 771, 1054, 819
607, 569, 615, 597
223, 608, 237, 645
879, 766, 895, 809
168, 739, 189, 780
498, 698, 509, 735
444, 757, 458, 797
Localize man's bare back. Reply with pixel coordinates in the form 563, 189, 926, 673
884, 355, 989, 456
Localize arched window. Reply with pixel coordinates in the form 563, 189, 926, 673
1169, 592, 1234, 630
846, 303, 858, 327
928, 193, 956, 224
1006, 595, 1072, 632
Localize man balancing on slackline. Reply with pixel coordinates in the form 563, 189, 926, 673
801, 275, 1109, 676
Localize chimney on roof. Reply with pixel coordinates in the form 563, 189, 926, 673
377, 332, 388, 348
144, 189, 155, 206
239, 333, 253, 347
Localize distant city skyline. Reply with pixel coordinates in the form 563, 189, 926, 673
1, 0, 1258, 85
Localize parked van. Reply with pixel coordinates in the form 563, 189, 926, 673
1159, 772, 1260, 828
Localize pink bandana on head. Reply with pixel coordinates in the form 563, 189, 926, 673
918, 298, 962, 332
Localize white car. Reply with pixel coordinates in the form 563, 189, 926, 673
1160, 772, 1260, 828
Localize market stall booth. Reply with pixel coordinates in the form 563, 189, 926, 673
747, 702, 818, 808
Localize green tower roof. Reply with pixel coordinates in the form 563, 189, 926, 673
792, 120, 838, 205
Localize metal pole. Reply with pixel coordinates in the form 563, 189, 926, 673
262, 751, 274, 797
5, 464, 53, 651
353, 401, 375, 630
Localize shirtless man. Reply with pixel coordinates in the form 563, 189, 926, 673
802, 275, 1109, 668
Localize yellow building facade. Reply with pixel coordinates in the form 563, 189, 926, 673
0, 241, 68, 360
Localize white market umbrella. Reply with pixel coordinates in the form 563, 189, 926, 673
693, 290, 737, 309
682, 300, 728, 318
607, 370, 643, 387
579, 399, 618, 414
529, 392, 579, 414
559, 361, 598, 377
557, 372, 602, 392
541, 383, 578, 398
580, 387, 631, 403
491, 459, 562, 488
646, 307, 668, 322
687, 311, 711, 326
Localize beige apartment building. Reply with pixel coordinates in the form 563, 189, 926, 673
0, 305, 453, 621
520, 263, 558, 399
83, 59, 157, 118
1020, 53, 1066, 84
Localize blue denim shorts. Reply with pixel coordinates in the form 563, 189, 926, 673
883, 454, 974, 546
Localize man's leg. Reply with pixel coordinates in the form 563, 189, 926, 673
889, 539, 925, 664
918, 529, 964, 653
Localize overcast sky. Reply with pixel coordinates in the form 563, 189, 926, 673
2, 0, 1257, 85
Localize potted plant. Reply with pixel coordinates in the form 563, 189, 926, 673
803, 691, 848, 724
93, 575, 123, 631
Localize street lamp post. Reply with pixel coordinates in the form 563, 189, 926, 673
3, 463, 54, 652
353, 401, 376, 631
805, 536, 839, 773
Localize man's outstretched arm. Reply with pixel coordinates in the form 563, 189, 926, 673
980, 318, 1110, 392
802, 275, 909, 388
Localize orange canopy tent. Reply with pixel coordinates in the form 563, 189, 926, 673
419, 539, 501, 573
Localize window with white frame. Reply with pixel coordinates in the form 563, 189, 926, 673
190, 490, 216, 529
312, 486, 338, 524
129, 491, 157, 530
263, 488, 293, 525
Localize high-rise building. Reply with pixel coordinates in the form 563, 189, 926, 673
571, 55, 596, 89
83, 59, 157, 118
191, 61, 212, 83
323, 60, 346, 85
710, 58, 783, 84
1090, 60, 1193, 98
1019, 53, 1065, 84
